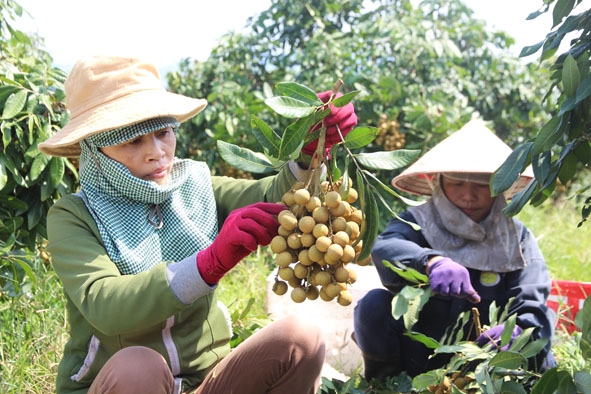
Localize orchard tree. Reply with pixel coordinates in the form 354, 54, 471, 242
168, 0, 553, 184
0, 0, 74, 297
493, 0, 591, 226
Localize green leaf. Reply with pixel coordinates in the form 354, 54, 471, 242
48, 156, 65, 190
216, 140, 278, 174
362, 170, 424, 208
264, 96, 317, 118
575, 74, 591, 104
503, 178, 538, 216
499, 379, 527, 394
0, 162, 7, 190
573, 371, 591, 394
519, 41, 544, 58
532, 116, 562, 155
343, 126, 379, 149
491, 143, 532, 197
383, 260, 428, 284
552, 0, 575, 28
355, 149, 420, 170
558, 151, 578, 184
404, 331, 440, 349
488, 351, 526, 370
29, 153, 51, 181
562, 54, 580, 97
2, 90, 27, 119
251, 115, 281, 157
356, 171, 379, 261
332, 90, 359, 107
278, 115, 316, 160
274, 82, 321, 105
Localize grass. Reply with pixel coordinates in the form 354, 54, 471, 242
1, 197, 590, 393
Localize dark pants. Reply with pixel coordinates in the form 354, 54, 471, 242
353, 288, 450, 377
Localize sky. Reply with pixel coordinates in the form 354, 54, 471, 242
13, 0, 590, 76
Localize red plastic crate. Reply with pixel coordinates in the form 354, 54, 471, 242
547, 280, 591, 334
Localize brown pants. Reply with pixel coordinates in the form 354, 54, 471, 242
88, 316, 326, 394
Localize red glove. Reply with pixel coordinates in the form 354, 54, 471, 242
301, 91, 358, 156
197, 202, 286, 284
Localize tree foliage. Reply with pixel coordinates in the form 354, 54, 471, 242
0, 0, 75, 297
493, 0, 591, 225
168, 0, 553, 188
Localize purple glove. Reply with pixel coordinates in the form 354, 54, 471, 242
301, 90, 358, 156
476, 324, 523, 351
428, 258, 481, 303
197, 202, 286, 284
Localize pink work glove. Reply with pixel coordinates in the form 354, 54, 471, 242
476, 324, 523, 351
301, 90, 358, 157
428, 258, 481, 303
197, 202, 286, 284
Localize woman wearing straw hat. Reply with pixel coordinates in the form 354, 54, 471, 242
38, 55, 357, 394
352, 119, 556, 381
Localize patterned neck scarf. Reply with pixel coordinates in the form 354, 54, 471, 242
78, 118, 218, 275
409, 185, 526, 272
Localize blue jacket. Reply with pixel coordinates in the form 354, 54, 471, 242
371, 210, 555, 364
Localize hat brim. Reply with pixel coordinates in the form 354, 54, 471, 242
39, 90, 207, 157
391, 119, 534, 199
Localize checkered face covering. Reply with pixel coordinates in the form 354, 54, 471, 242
78, 118, 218, 275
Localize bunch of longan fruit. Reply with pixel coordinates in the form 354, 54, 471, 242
271, 177, 371, 306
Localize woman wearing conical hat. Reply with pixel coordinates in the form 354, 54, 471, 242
39, 55, 358, 394
352, 119, 556, 381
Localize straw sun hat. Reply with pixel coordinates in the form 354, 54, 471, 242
391, 118, 533, 199
38, 56, 208, 157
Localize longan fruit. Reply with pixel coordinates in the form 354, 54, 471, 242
331, 217, 347, 233
293, 263, 309, 279
330, 201, 347, 217
325, 243, 344, 262
306, 196, 322, 212
337, 289, 353, 306
307, 245, 324, 262
315, 270, 332, 287
270, 235, 287, 254
298, 216, 316, 234
276, 250, 295, 267
282, 191, 296, 207
278, 266, 295, 281
313, 223, 329, 238
278, 211, 298, 231
325, 282, 342, 299
334, 266, 350, 283
333, 231, 350, 247
287, 233, 302, 249
293, 188, 311, 205
346, 221, 360, 240
324, 191, 342, 209
349, 208, 363, 225
298, 249, 313, 266
312, 206, 329, 223
306, 285, 320, 300
355, 254, 372, 266
319, 287, 335, 301
347, 267, 358, 284
273, 280, 288, 295
277, 225, 292, 237
345, 187, 358, 204
315, 236, 332, 253
301, 233, 316, 248
341, 244, 356, 263
291, 286, 307, 303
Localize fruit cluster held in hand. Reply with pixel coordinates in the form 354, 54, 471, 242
271, 177, 369, 306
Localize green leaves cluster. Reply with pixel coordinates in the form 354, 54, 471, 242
493, 0, 591, 224
1, 0, 76, 297
217, 81, 420, 260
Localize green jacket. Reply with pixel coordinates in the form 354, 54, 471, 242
47, 165, 296, 394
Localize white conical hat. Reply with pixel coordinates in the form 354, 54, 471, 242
391, 118, 533, 198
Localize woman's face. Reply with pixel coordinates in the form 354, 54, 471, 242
440, 175, 495, 222
100, 127, 176, 185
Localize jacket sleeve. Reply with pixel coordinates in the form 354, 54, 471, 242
506, 223, 555, 348
47, 195, 193, 336
371, 210, 444, 293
